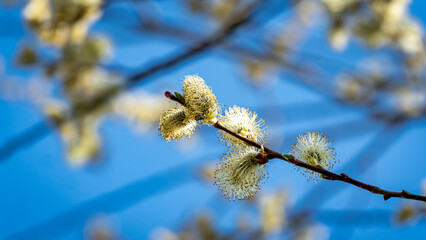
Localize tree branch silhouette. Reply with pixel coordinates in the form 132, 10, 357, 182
0, 0, 265, 162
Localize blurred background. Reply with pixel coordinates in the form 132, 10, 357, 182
0, 0, 426, 239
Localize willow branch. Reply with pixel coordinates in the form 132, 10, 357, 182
165, 92, 425, 202
213, 121, 426, 202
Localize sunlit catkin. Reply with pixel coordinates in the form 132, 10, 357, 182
159, 107, 196, 142
219, 106, 266, 149
182, 75, 219, 124
214, 147, 268, 200
291, 132, 337, 180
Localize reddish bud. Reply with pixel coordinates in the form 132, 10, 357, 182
256, 152, 269, 164
164, 91, 173, 99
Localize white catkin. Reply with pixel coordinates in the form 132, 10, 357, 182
214, 147, 268, 200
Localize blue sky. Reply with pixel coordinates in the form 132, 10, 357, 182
0, 1, 426, 239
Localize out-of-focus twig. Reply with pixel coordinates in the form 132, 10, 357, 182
130, 14, 359, 103
0, 121, 50, 160
0, 0, 265, 162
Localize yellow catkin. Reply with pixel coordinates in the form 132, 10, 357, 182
182, 75, 219, 123
159, 107, 196, 142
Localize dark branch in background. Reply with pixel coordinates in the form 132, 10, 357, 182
133, 16, 341, 107
0, 122, 50, 160
2, 1, 424, 238
165, 92, 426, 202
125, 0, 263, 86
129, 4, 350, 86
0, 0, 265, 162
125, 0, 359, 104
133, 11, 325, 85
132, 9, 426, 124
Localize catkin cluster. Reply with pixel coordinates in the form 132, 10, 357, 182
159, 75, 268, 200
160, 75, 339, 200
215, 106, 268, 200
159, 75, 219, 142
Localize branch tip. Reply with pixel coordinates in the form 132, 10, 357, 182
164, 91, 173, 99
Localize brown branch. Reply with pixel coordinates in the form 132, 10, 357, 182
212, 119, 426, 203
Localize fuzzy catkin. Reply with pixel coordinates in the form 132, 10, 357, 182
214, 147, 268, 200
291, 131, 337, 180
182, 75, 219, 123
219, 106, 266, 149
159, 107, 196, 142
